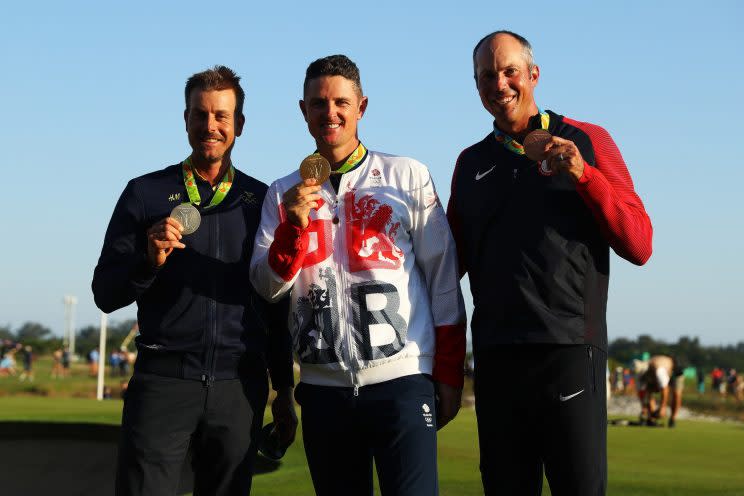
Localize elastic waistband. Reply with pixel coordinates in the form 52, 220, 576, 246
300, 355, 432, 387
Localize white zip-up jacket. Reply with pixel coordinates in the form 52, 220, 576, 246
250, 149, 466, 390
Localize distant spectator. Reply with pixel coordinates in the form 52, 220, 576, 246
696, 368, 705, 394
638, 355, 684, 428
51, 348, 64, 379
118, 349, 129, 377
109, 351, 121, 377
19, 346, 34, 382
103, 386, 112, 399
623, 368, 635, 394
727, 368, 738, 396
88, 348, 100, 377
0, 351, 17, 376
712, 367, 724, 394
613, 367, 625, 393
61, 347, 71, 377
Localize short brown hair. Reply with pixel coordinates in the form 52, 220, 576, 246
303, 55, 363, 98
185, 65, 245, 115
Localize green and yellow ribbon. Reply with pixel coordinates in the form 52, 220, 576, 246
181, 156, 234, 209
307, 142, 368, 175
335, 142, 367, 174
493, 109, 550, 156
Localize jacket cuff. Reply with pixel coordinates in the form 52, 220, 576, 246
577, 161, 594, 185
130, 254, 160, 287
432, 323, 466, 388
268, 221, 309, 281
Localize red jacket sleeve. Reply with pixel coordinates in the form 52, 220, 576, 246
432, 323, 467, 388
565, 118, 653, 265
268, 221, 309, 282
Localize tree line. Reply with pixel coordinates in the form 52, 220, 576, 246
0, 320, 137, 356
609, 335, 744, 371
2, 323, 743, 371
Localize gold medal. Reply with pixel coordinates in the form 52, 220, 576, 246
299, 154, 331, 184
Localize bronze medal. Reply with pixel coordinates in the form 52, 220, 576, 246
523, 129, 553, 162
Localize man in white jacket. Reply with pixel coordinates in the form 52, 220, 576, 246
250, 54, 466, 495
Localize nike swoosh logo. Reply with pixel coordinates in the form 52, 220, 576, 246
558, 389, 585, 402
475, 166, 496, 180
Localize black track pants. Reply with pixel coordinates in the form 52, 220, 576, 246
115, 371, 268, 496
474, 344, 607, 496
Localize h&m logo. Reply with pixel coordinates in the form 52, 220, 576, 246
241, 191, 258, 205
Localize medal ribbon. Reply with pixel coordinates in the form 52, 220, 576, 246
309, 142, 368, 174
493, 109, 550, 156
335, 142, 367, 173
181, 156, 235, 209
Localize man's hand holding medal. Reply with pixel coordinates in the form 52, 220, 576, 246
523, 129, 586, 181
146, 216, 186, 268
281, 154, 331, 229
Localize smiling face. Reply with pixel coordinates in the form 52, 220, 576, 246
300, 75, 367, 164
475, 33, 539, 137
184, 88, 244, 168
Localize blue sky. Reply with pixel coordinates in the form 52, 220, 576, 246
1, 1, 741, 345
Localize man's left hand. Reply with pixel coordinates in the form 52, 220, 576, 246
435, 382, 462, 430
271, 387, 298, 447
545, 136, 585, 182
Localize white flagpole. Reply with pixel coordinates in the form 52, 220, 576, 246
96, 312, 108, 401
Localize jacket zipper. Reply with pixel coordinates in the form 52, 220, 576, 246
204, 213, 219, 387
333, 179, 359, 396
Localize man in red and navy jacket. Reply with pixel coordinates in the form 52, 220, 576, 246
447, 31, 652, 496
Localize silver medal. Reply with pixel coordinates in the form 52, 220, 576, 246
170, 203, 201, 235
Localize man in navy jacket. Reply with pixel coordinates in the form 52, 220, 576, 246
93, 66, 296, 495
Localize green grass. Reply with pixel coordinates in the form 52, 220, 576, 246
607, 419, 744, 495
0, 396, 123, 424
1, 397, 743, 495
0, 355, 131, 398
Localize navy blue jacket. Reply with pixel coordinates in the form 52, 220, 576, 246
93, 163, 293, 386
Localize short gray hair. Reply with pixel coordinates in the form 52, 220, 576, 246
472, 30, 535, 80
